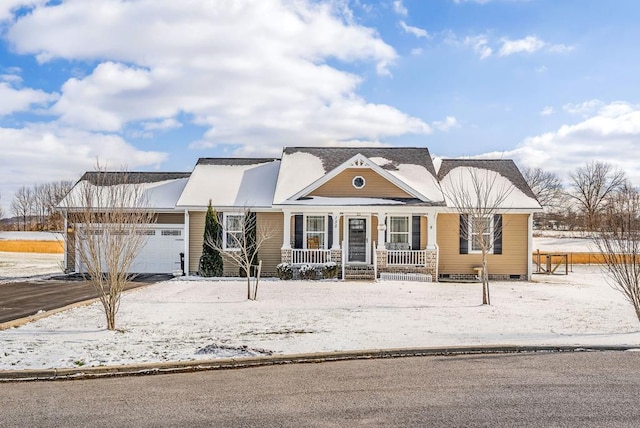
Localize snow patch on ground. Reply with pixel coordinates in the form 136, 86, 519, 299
0, 232, 62, 241
1, 265, 639, 370
0, 252, 64, 282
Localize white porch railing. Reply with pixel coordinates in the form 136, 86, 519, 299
386, 249, 427, 266
291, 249, 332, 265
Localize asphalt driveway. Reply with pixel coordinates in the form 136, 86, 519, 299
0, 274, 171, 324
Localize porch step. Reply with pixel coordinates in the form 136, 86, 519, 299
343, 265, 376, 281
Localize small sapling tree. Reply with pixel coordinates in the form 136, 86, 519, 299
442, 166, 515, 305
204, 209, 273, 300
61, 165, 156, 330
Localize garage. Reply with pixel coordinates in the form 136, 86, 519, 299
76, 224, 185, 274
130, 225, 185, 274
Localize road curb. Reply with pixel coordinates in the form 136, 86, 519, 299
1, 345, 637, 382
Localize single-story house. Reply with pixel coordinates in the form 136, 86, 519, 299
59, 147, 542, 281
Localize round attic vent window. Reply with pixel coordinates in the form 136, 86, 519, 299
352, 176, 366, 189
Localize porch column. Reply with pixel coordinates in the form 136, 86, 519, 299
184, 211, 190, 274
331, 212, 340, 249
282, 210, 292, 249
63, 213, 68, 272
426, 212, 438, 250
376, 213, 387, 249
527, 213, 533, 281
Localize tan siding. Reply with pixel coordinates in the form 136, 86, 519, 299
437, 213, 529, 275
257, 212, 284, 276
420, 216, 427, 250
310, 168, 412, 198
188, 211, 206, 274
157, 213, 185, 224
371, 216, 378, 250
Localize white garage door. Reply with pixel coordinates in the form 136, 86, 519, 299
77, 224, 184, 274
130, 226, 184, 274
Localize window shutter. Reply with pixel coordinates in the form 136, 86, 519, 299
294, 215, 303, 249
459, 214, 468, 254
493, 214, 503, 255
327, 215, 333, 249
412, 216, 421, 250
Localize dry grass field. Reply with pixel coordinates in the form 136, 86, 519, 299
0, 240, 63, 254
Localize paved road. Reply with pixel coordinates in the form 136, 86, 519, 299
1, 351, 639, 427
0, 275, 169, 324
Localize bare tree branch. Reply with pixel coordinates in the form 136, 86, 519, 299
522, 167, 564, 209
441, 167, 515, 305
591, 182, 640, 322
569, 161, 626, 231
204, 208, 274, 300
61, 164, 156, 330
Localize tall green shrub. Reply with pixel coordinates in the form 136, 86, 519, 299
199, 200, 223, 277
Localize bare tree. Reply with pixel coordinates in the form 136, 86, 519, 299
522, 167, 564, 209
569, 161, 626, 231
33, 183, 48, 230
591, 182, 640, 321
442, 167, 515, 305
0, 193, 4, 220
61, 165, 156, 330
45, 180, 74, 230
204, 209, 274, 300
11, 186, 34, 231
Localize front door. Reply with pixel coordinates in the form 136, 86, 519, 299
348, 218, 367, 263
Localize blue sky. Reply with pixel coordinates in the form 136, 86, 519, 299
1, 0, 640, 215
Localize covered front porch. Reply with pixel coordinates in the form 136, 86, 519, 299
279, 208, 439, 280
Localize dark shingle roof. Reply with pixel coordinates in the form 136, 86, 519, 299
283, 147, 437, 177
437, 159, 537, 200
197, 158, 279, 166
80, 172, 191, 185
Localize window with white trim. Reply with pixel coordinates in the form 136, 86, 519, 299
388, 216, 410, 247
469, 216, 492, 253
305, 215, 326, 249
224, 213, 244, 250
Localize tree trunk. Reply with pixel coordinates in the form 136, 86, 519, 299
482, 254, 490, 305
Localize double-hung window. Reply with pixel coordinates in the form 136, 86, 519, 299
388, 216, 410, 247
469, 216, 492, 253
305, 216, 325, 249
224, 213, 244, 250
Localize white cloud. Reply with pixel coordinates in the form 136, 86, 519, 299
540, 106, 554, 116
464, 35, 493, 59
498, 36, 545, 56
5, 0, 430, 153
563, 99, 603, 116
0, 82, 58, 116
411, 48, 424, 56
499, 36, 574, 57
494, 102, 640, 184
399, 21, 429, 39
432, 116, 459, 132
393, 0, 408, 16
0, 124, 167, 214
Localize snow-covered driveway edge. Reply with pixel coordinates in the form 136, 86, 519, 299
3, 345, 639, 382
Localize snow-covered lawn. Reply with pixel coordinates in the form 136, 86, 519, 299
1, 265, 639, 370
0, 252, 64, 281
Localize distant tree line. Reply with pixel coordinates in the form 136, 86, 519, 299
2, 180, 74, 231
523, 161, 631, 232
